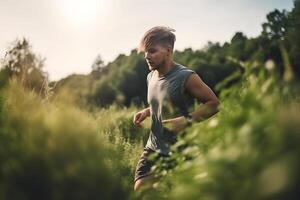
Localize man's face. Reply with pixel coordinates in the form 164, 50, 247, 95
144, 43, 170, 71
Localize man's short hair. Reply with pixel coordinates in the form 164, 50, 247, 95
139, 26, 176, 53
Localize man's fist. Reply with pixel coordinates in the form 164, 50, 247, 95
133, 108, 150, 128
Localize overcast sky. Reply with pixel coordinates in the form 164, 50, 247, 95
0, 0, 294, 81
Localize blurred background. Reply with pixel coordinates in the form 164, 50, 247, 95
0, 0, 299, 199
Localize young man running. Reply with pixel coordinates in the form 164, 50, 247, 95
133, 26, 220, 191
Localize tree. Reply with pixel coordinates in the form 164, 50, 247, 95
259, 9, 291, 77
262, 9, 290, 41
2, 38, 48, 94
91, 54, 105, 79
285, 0, 300, 78
93, 77, 117, 107
228, 32, 248, 61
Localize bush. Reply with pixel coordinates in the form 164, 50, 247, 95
139, 62, 300, 200
0, 80, 143, 200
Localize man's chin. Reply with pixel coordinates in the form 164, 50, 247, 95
148, 65, 157, 71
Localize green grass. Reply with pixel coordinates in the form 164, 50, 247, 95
0, 62, 299, 200
140, 63, 300, 200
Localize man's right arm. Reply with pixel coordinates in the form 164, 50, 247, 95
142, 107, 150, 117
133, 107, 150, 127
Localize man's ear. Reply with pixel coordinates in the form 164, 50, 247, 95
166, 46, 173, 56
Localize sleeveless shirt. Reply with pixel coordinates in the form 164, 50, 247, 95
145, 63, 195, 155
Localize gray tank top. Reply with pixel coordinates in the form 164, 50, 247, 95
145, 63, 195, 155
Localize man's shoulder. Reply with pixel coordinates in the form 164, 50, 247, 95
175, 63, 195, 76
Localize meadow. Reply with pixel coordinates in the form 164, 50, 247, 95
1, 1, 300, 199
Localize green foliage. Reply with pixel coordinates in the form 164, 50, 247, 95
1, 38, 48, 94
140, 62, 300, 200
53, 74, 95, 108
91, 54, 106, 79
1, 2, 300, 200
285, 0, 300, 78
0, 80, 147, 200
91, 50, 149, 107
93, 76, 118, 107
262, 9, 290, 41
228, 32, 248, 61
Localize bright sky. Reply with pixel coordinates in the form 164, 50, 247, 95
0, 0, 294, 81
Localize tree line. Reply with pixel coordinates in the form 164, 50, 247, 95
1, 1, 299, 108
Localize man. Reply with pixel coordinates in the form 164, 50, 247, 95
133, 26, 220, 191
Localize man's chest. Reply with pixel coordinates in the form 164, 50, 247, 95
147, 76, 181, 110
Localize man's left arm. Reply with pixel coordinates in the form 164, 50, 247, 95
162, 73, 220, 133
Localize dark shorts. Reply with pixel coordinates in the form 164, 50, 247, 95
134, 148, 168, 183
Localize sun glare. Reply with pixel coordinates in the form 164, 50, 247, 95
59, 0, 110, 26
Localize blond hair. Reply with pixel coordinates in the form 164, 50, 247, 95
138, 26, 176, 53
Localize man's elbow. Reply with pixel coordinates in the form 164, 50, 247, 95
209, 99, 221, 115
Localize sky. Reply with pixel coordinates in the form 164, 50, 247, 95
0, 0, 294, 81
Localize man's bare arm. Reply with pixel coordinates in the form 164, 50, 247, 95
186, 73, 220, 122
162, 73, 220, 132
133, 107, 150, 127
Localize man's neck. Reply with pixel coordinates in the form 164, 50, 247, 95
157, 59, 175, 77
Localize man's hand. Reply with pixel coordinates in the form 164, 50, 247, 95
133, 108, 150, 128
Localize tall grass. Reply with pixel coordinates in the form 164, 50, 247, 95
0, 79, 147, 200
1, 60, 299, 200
139, 62, 300, 200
